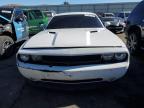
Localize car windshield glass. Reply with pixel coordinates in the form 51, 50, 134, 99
118, 13, 124, 18
102, 17, 115, 22
31, 10, 43, 19
125, 13, 130, 17
105, 14, 114, 17
43, 12, 48, 17
47, 15, 103, 29
45, 12, 53, 17
0, 10, 12, 20
0, 17, 9, 24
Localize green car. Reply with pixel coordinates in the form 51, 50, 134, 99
23, 9, 48, 35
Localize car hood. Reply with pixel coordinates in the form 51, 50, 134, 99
23, 28, 126, 48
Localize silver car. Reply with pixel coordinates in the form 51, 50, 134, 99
101, 17, 126, 33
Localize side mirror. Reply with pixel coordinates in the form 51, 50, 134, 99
40, 24, 46, 30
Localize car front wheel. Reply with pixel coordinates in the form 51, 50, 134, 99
0, 36, 14, 58
126, 33, 140, 55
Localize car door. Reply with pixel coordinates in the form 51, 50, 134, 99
26, 11, 37, 35
28, 10, 44, 35
13, 9, 28, 42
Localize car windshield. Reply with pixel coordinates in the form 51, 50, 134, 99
105, 14, 114, 17
44, 12, 53, 17
47, 15, 103, 29
101, 17, 115, 22
125, 13, 130, 17
31, 10, 43, 19
0, 10, 12, 20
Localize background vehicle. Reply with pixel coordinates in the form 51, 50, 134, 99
103, 13, 115, 17
43, 10, 56, 20
117, 11, 131, 21
23, 9, 48, 35
125, 1, 144, 54
0, 8, 29, 58
101, 17, 125, 33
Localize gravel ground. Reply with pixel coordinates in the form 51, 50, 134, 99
0, 33, 144, 108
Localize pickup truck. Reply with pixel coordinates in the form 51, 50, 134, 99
23, 9, 48, 36
0, 8, 29, 58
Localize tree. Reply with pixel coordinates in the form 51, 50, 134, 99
63, 1, 69, 5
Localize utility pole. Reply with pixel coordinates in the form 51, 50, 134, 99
64, 0, 69, 5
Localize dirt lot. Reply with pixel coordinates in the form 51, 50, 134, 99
0, 33, 144, 108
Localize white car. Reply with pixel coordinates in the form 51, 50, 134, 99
16, 12, 129, 84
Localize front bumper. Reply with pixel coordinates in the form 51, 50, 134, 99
17, 61, 129, 84
107, 25, 124, 32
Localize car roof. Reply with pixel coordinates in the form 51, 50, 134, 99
102, 17, 115, 18
23, 9, 41, 11
104, 13, 114, 14
0, 7, 23, 12
119, 11, 131, 13
0, 7, 14, 12
55, 12, 96, 17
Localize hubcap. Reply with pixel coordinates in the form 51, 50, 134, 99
2, 40, 12, 55
127, 34, 137, 53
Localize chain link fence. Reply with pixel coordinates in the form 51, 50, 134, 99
22, 2, 139, 13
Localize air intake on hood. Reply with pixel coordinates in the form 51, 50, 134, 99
49, 32, 56, 34
90, 31, 98, 33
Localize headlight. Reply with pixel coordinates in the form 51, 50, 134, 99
115, 53, 127, 61
116, 22, 120, 26
31, 55, 42, 62
104, 22, 111, 27
19, 54, 30, 62
102, 54, 114, 61
3, 24, 12, 32
102, 53, 128, 62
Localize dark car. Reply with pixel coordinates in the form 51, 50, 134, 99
0, 8, 29, 58
125, 1, 144, 54
117, 11, 131, 21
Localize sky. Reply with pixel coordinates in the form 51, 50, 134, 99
0, 0, 141, 6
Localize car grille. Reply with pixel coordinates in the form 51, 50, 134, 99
108, 25, 123, 29
37, 55, 102, 66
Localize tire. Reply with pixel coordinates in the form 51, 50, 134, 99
0, 36, 14, 58
126, 32, 140, 55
